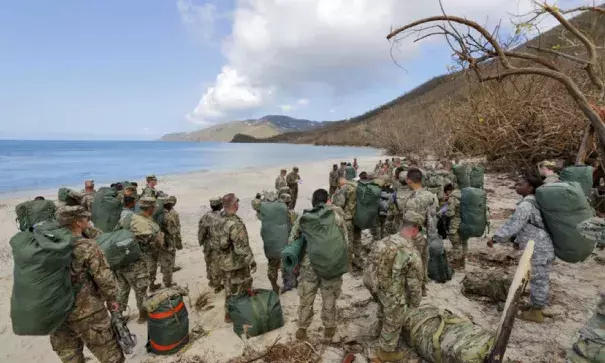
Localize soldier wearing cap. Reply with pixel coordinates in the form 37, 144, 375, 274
198, 197, 225, 292
538, 160, 560, 184
275, 169, 288, 191
80, 180, 96, 212
141, 175, 159, 199
286, 167, 301, 210
51, 206, 124, 363
151, 196, 180, 288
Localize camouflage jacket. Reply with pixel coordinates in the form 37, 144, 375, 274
493, 195, 555, 264
444, 189, 462, 234
275, 175, 287, 191
365, 234, 423, 307
67, 238, 118, 321
396, 187, 413, 213
404, 188, 439, 239
218, 211, 255, 271
329, 170, 339, 187
117, 208, 134, 229
286, 171, 300, 188
198, 210, 223, 251
80, 192, 95, 212
161, 208, 180, 251
128, 213, 163, 252
140, 186, 158, 199
333, 181, 357, 220
338, 166, 346, 178
577, 217, 605, 246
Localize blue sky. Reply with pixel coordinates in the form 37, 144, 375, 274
0, 0, 588, 140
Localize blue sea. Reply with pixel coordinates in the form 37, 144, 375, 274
0, 140, 377, 193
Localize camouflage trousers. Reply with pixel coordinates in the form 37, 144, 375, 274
530, 259, 552, 308
371, 216, 386, 242
374, 291, 407, 352
448, 233, 468, 262
224, 266, 253, 312
298, 261, 342, 329
345, 220, 364, 269
144, 248, 175, 286
204, 247, 224, 289
413, 236, 429, 294
267, 258, 298, 289
289, 187, 298, 210
50, 310, 125, 363
115, 258, 149, 314
567, 292, 605, 362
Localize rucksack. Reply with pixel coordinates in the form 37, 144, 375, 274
145, 287, 190, 355
460, 187, 488, 239
91, 187, 122, 232
58, 188, 83, 206
10, 221, 76, 335
259, 201, 291, 260
353, 182, 382, 229
469, 165, 485, 189
425, 171, 446, 200
560, 165, 593, 198
437, 215, 450, 240
96, 229, 141, 269
15, 199, 56, 232
299, 204, 349, 279
227, 289, 284, 338
427, 237, 454, 283
452, 164, 471, 189
532, 182, 595, 263
345, 166, 356, 180
135, 197, 166, 226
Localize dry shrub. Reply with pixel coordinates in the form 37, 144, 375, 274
194, 291, 213, 312
226, 340, 319, 363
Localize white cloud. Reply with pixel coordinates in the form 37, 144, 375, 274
187, 0, 592, 123
177, 0, 221, 42
297, 98, 309, 106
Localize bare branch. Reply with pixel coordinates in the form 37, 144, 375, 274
527, 45, 590, 64
560, 6, 605, 15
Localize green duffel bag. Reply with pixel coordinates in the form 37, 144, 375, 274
299, 204, 349, 279
353, 181, 382, 230
452, 164, 470, 189
534, 182, 595, 263
282, 237, 304, 271
460, 187, 488, 239
427, 237, 454, 283
259, 200, 290, 260
58, 187, 83, 206
10, 221, 76, 335
92, 187, 122, 232
146, 290, 189, 355
15, 199, 56, 231
227, 289, 284, 338
560, 165, 593, 198
345, 166, 357, 181
469, 165, 485, 189
96, 229, 141, 269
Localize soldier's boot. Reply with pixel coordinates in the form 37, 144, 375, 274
269, 279, 280, 294
137, 310, 148, 324
295, 328, 307, 341
375, 348, 406, 362
149, 282, 161, 292
519, 308, 545, 323
173, 266, 182, 272
324, 327, 336, 343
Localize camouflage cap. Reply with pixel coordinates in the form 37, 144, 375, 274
139, 197, 156, 208
399, 171, 408, 182
56, 205, 91, 226
279, 193, 292, 203
165, 196, 177, 205
278, 186, 291, 195
125, 185, 136, 191
293, 166, 299, 171
84, 180, 94, 187
209, 197, 222, 207
146, 174, 158, 181
402, 210, 425, 227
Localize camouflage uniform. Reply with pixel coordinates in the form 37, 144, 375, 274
218, 211, 255, 311
80, 191, 95, 213
333, 181, 363, 269
198, 198, 225, 290
493, 195, 555, 308
51, 206, 124, 363
364, 234, 423, 352
140, 186, 158, 199
567, 291, 605, 362
445, 189, 468, 263
543, 174, 560, 184
275, 174, 287, 191
289, 204, 349, 331
329, 169, 339, 197
157, 201, 180, 286
286, 170, 300, 210
338, 165, 347, 178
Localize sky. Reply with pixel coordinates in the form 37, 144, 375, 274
0, 0, 591, 140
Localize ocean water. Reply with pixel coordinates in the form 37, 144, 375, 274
0, 140, 377, 193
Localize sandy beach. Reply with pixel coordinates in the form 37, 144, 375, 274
1, 155, 604, 363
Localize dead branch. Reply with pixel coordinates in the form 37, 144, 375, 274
527, 45, 590, 65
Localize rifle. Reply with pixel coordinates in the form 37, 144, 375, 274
110, 311, 137, 354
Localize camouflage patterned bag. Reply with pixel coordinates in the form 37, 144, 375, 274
461, 271, 511, 302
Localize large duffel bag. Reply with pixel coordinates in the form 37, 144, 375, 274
427, 237, 454, 283
452, 164, 470, 189
460, 187, 488, 239
96, 229, 141, 269
560, 165, 593, 198
15, 199, 56, 231
353, 182, 382, 230
461, 271, 512, 303
469, 165, 485, 189
259, 200, 290, 260
91, 187, 122, 232
227, 289, 284, 338
146, 287, 190, 355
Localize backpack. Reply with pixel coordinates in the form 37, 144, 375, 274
469, 165, 485, 189
437, 215, 450, 240
345, 166, 356, 181
145, 287, 190, 355
227, 289, 284, 338
96, 229, 141, 269
299, 205, 349, 279
15, 199, 56, 232
533, 182, 595, 263
353, 182, 382, 229
459, 187, 488, 239
10, 221, 76, 335
58, 188, 83, 206
425, 171, 446, 200
259, 201, 291, 259
135, 197, 166, 226
427, 237, 454, 283
452, 164, 471, 189
560, 165, 593, 198
91, 187, 122, 232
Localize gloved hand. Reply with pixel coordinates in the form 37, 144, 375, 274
250, 261, 257, 274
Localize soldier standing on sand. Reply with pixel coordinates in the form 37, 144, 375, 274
141, 175, 159, 199
80, 180, 96, 212
338, 162, 347, 178
165, 196, 183, 272
219, 193, 256, 322
442, 183, 468, 269
286, 167, 301, 210
275, 169, 288, 191
329, 164, 339, 197
51, 206, 124, 363
157, 196, 179, 288
198, 197, 225, 293
333, 177, 362, 270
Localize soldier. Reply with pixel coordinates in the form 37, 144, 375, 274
80, 180, 96, 212
290, 189, 349, 342
338, 162, 347, 178
219, 193, 256, 322
141, 175, 159, 199
198, 197, 225, 293
488, 174, 554, 323
51, 206, 124, 363
286, 167, 301, 210
156, 196, 179, 287
166, 196, 183, 271
365, 211, 424, 362
333, 177, 362, 270
275, 169, 288, 191
329, 164, 339, 197
142, 197, 173, 292
115, 197, 160, 323
538, 160, 560, 184
353, 158, 359, 171
403, 168, 439, 296
442, 183, 468, 269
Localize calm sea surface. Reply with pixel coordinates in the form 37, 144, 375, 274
0, 140, 376, 193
